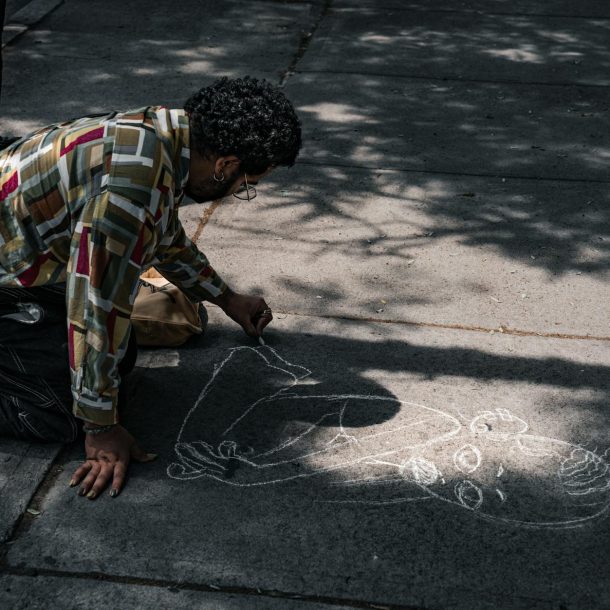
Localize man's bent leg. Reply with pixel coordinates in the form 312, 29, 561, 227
0, 285, 139, 442
0, 286, 77, 442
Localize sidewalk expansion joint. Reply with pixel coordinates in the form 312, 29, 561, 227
296, 159, 610, 185
279, 0, 333, 87
191, 199, 222, 243
2, 0, 65, 48
331, 5, 610, 21
295, 68, 610, 90
277, 310, 610, 342
0, 443, 73, 564
0, 566, 426, 610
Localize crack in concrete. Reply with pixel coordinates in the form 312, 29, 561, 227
295, 67, 610, 89
0, 444, 72, 564
186, 1, 335, 241
275, 309, 610, 342
1, 565, 425, 610
190, 199, 222, 244
296, 159, 610, 185
279, 0, 334, 86
2, 3, 605, 604
2, 0, 65, 48
328, 5, 610, 21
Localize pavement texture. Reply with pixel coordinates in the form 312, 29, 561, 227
0, 1, 609, 609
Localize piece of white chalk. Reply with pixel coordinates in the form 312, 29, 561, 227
258, 336, 265, 346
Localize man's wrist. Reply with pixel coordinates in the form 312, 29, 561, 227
83, 423, 116, 435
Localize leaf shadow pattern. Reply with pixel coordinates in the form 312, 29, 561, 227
2, 0, 608, 279
273, 0, 610, 276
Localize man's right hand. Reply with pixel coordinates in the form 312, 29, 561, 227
208, 288, 273, 338
70, 424, 156, 499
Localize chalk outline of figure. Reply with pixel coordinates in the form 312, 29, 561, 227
167, 346, 610, 530
169, 346, 462, 483
328, 410, 610, 529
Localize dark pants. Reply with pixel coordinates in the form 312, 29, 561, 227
0, 285, 137, 443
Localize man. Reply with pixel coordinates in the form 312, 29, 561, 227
0, 76, 302, 499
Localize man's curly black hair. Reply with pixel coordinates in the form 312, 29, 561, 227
184, 77, 302, 175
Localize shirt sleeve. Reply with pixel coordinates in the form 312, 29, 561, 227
152, 212, 228, 302
67, 191, 153, 425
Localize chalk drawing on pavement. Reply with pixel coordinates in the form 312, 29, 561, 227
167, 346, 610, 529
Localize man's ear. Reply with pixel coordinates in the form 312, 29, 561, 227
215, 155, 241, 174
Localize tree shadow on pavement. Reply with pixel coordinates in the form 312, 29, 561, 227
273, 1, 610, 276
31, 323, 609, 607
2, 0, 608, 278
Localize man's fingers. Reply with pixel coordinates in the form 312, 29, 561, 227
70, 461, 92, 487
87, 462, 114, 500
109, 461, 127, 498
243, 319, 258, 337
225, 294, 274, 338
78, 461, 101, 496
256, 314, 272, 335
236, 310, 258, 337
255, 300, 273, 336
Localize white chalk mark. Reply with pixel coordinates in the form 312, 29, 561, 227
400, 457, 440, 486
364, 458, 402, 469
453, 444, 482, 474
455, 408, 470, 423
321, 496, 433, 506
168, 346, 610, 529
221, 348, 311, 437
455, 480, 484, 511
497, 408, 512, 421
335, 477, 403, 487
254, 413, 336, 459
176, 346, 309, 443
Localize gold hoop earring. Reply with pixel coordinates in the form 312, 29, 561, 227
213, 170, 225, 183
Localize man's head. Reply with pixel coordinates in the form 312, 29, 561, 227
184, 77, 302, 202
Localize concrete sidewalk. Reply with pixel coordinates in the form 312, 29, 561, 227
1, 1, 609, 608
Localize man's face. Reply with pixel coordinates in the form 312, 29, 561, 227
185, 151, 271, 203
184, 166, 242, 203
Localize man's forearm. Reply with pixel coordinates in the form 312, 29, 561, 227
206, 286, 234, 311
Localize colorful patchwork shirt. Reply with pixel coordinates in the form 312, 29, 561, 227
0, 107, 227, 425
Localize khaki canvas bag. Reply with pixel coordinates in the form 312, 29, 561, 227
131, 270, 205, 347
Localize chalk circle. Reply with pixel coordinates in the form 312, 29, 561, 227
469, 409, 528, 439
453, 443, 482, 474
455, 479, 484, 511
399, 457, 440, 486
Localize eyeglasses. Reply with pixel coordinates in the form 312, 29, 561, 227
233, 174, 257, 201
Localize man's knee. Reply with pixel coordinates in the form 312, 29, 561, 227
0, 395, 78, 443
